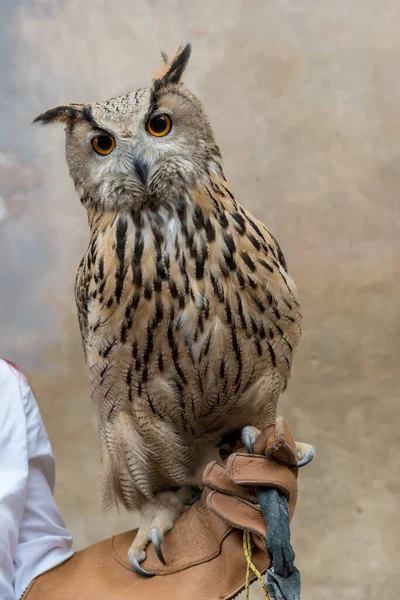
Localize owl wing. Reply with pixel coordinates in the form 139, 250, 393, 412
75, 255, 91, 360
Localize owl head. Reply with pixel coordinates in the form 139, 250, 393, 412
34, 45, 221, 211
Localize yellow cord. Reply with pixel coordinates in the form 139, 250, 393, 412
243, 530, 270, 600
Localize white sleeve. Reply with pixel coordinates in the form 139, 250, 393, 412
0, 361, 29, 600
12, 374, 74, 599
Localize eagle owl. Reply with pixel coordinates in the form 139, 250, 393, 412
34, 45, 301, 572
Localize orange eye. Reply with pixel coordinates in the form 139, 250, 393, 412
147, 114, 172, 137
91, 134, 115, 155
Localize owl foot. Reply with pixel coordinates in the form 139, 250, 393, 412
128, 487, 199, 574
242, 425, 315, 468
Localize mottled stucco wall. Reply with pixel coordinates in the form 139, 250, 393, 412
1, 1, 399, 598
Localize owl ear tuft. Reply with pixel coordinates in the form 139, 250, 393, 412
32, 103, 92, 125
160, 50, 169, 64
152, 44, 192, 87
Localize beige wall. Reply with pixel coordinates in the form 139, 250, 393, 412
1, 1, 399, 597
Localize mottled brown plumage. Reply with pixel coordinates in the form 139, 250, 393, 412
35, 44, 301, 568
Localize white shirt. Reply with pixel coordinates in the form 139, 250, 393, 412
0, 359, 74, 600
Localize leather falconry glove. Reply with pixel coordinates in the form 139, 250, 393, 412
22, 417, 314, 600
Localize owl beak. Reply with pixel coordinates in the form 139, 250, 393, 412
133, 157, 148, 187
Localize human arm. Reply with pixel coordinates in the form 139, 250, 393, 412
0, 360, 30, 600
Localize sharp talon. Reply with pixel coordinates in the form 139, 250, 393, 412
295, 444, 315, 468
241, 427, 255, 454
150, 527, 166, 565
128, 556, 155, 577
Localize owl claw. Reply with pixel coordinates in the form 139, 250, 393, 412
150, 526, 166, 565
241, 426, 258, 454
128, 555, 155, 577
294, 443, 315, 468
129, 490, 188, 571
